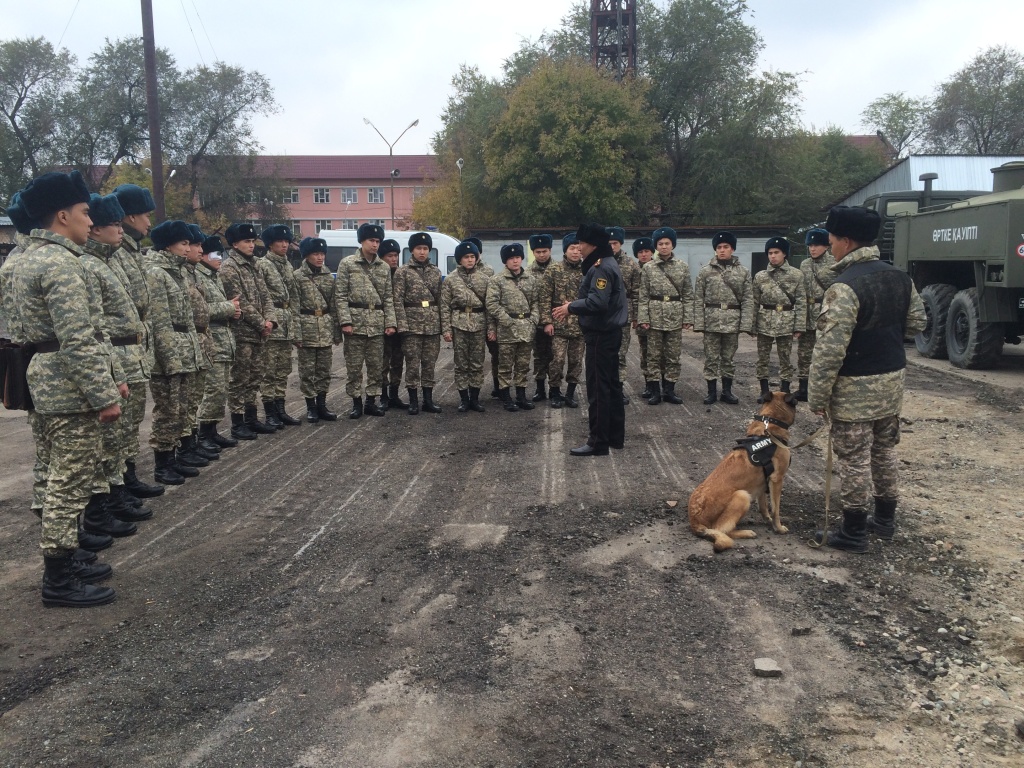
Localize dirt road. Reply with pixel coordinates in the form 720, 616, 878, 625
1, 336, 1022, 767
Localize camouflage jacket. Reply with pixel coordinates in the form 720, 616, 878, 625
292, 260, 337, 348
333, 250, 397, 336
528, 259, 552, 280
638, 255, 694, 331
752, 261, 807, 338
613, 251, 642, 325
115, 229, 156, 373
2, 230, 120, 414
477, 261, 495, 278
808, 246, 927, 421
0, 234, 28, 340
693, 256, 754, 334
183, 263, 213, 367
394, 259, 443, 335
194, 263, 237, 363
143, 249, 203, 375
801, 255, 836, 329
537, 259, 583, 338
486, 267, 539, 343
220, 248, 276, 344
82, 239, 147, 383
257, 253, 297, 341
440, 264, 489, 334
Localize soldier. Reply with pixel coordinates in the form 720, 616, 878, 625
440, 241, 489, 413
752, 236, 807, 402
796, 228, 833, 401
394, 232, 444, 415
486, 243, 539, 411
259, 225, 302, 428
527, 234, 554, 402
632, 237, 655, 397
4, 171, 122, 606
810, 206, 926, 552
638, 227, 693, 406
378, 239, 406, 410
220, 223, 277, 438
693, 231, 754, 405
471, 238, 501, 398
143, 220, 205, 484
538, 232, 584, 408
292, 237, 338, 422
607, 226, 641, 404
195, 235, 242, 448
333, 223, 397, 418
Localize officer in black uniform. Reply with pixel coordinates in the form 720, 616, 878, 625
553, 223, 627, 456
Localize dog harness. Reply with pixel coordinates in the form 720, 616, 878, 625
733, 436, 777, 487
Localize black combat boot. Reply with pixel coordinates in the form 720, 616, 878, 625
795, 378, 809, 402
73, 547, 97, 564
663, 380, 683, 405
78, 525, 112, 553
263, 399, 283, 430
123, 460, 164, 498
153, 449, 185, 486
868, 496, 898, 540
563, 383, 579, 408
230, 412, 257, 440
622, 392, 630, 405
305, 397, 320, 423
69, 557, 113, 584
641, 382, 652, 398
502, 387, 519, 412
348, 396, 363, 419
549, 385, 564, 408
422, 387, 442, 413
197, 423, 223, 455
41, 553, 116, 608
491, 375, 501, 399
316, 393, 338, 421
468, 387, 485, 412
720, 377, 739, 405
176, 435, 210, 468
407, 388, 420, 415
364, 396, 386, 416
245, 404, 277, 434
815, 508, 870, 553
516, 386, 535, 410
781, 380, 791, 394
207, 421, 238, 448
189, 429, 220, 461
83, 493, 137, 538
757, 378, 771, 404
457, 389, 470, 413
171, 448, 201, 478
276, 398, 302, 426
703, 379, 718, 405
104, 485, 152, 522
387, 384, 407, 409
532, 379, 547, 402
647, 380, 662, 405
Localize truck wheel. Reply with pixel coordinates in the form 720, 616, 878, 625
915, 283, 956, 359
945, 288, 1003, 369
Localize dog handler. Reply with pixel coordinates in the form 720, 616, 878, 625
809, 206, 926, 552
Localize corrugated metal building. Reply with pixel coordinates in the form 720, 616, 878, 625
840, 155, 1024, 206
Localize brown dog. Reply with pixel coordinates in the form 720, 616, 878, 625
688, 392, 798, 552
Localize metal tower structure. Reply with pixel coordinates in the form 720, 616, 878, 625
590, 0, 637, 80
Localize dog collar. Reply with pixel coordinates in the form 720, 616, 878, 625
759, 415, 792, 430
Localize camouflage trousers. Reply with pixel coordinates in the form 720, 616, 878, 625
452, 328, 485, 390
100, 392, 129, 486
123, 381, 147, 462
29, 411, 46, 513
229, 339, 264, 413
636, 329, 650, 381
35, 411, 102, 556
261, 339, 294, 399
344, 334, 384, 398
533, 328, 553, 382
198, 361, 231, 423
549, 336, 584, 388
831, 416, 901, 512
149, 373, 188, 451
702, 331, 740, 380
497, 341, 533, 388
298, 346, 333, 397
756, 333, 795, 381
647, 328, 682, 382
402, 333, 441, 389
618, 325, 632, 382
797, 330, 817, 378
182, 369, 205, 436
382, 334, 404, 391
487, 337, 499, 383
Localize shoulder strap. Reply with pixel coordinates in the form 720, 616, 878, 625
458, 270, 487, 304
768, 269, 796, 305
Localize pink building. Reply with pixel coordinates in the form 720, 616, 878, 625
262, 155, 439, 238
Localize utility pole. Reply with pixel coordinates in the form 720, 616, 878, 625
141, 0, 166, 222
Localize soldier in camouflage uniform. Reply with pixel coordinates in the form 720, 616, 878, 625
486, 243, 539, 411
293, 237, 338, 422
2, 171, 122, 606
607, 227, 641, 404
752, 236, 807, 402
220, 223, 277, 438
259, 225, 301, 428
631, 237, 655, 395
638, 227, 693, 406
333, 223, 397, 418
527, 234, 554, 401
471, 238, 501, 398
693, 231, 754, 405
538, 235, 584, 408
810, 206, 926, 553
441, 241, 489, 413
797, 228, 833, 401
378, 240, 406, 410
395, 232, 444, 414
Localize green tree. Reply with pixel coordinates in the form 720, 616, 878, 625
860, 92, 930, 158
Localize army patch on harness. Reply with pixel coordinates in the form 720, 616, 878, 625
596, 278, 607, 289
733, 436, 776, 467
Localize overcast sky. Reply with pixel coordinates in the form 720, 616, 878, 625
6, 1, 1024, 159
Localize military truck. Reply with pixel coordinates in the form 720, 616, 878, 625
890, 161, 1024, 369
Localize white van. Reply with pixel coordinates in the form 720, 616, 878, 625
315, 229, 463, 277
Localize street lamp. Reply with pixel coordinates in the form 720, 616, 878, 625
456, 158, 464, 231
363, 117, 419, 229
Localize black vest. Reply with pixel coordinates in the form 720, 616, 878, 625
834, 260, 912, 377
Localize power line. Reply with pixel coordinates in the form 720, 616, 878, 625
55, 0, 82, 50
179, 0, 206, 66
190, 0, 220, 63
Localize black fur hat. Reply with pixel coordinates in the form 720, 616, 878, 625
605, 226, 626, 244
150, 220, 193, 251
455, 241, 479, 262
804, 228, 829, 247
632, 236, 654, 256
561, 232, 578, 253
87, 193, 125, 228
261, 224, 293, 245
299, 236, 327, 257
357, 222, 384, 243
466, 237, 483, 253
825, 206, 880, 243
5, 192, 36, 235
112, 184, 155, 216
652, 227, 677, 248
408, 231, 432, 250
528, 234, 553, 251
500, 243, 525, 263
19, 171, 91, 220
712, 231, 737, 249
201, 235, 223, 255
187, 224, 204, 244
379, 238, 401, 257
765, 236, 790, 257
225, 222, 257, 245
576, 222, 610, 247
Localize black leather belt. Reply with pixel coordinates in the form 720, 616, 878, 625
705, 302, 741, 310
209, 319, 229, 327
172, 323, 190, 333
31, 331, 106, 353
656, 295, 682, 302
300, 308, 326, 316
510, 312, 529, 319
194, 325, 208, 334
273, 301, 288, 309
405, 301, 437, 308
110, 333, 142, 346
456, 306, 482, 314
349, 302, 383, 310
761, 303, 794, 311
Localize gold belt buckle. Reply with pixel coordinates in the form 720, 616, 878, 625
663, 295, 670, 301
134, 332, 142, 344
314, 309, 322, 316
720, 303, 728, 310
776, 304, 784, 311
421, 300, 430, 308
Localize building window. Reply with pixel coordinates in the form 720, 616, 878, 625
290, 220, 302, 236
283, 187, 299, 204
340, 219, 358, 230
341, 187, 358, 204
413, 186, 424, 200
315, 220, 332, 233
368, 187, 385, 204
313, 187, 331, 204
369, 219, 386, 227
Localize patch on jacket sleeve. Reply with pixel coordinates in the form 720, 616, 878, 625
596, 278, 607, 290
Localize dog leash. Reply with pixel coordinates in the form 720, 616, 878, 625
806, 413, 832, 549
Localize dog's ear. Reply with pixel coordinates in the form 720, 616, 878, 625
784, 393, 798, 407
